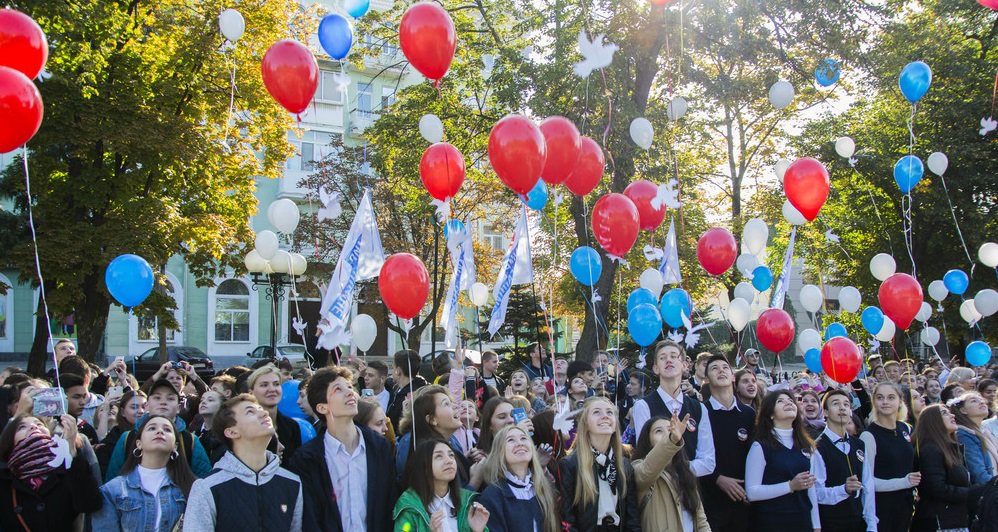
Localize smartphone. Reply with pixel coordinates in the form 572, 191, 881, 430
107, 386, 124, 400
361, 388, 374, 397
511, 407, 528, 426
32, 388, 67, 417
113, 355, 124, 367
170, 361, 183, 369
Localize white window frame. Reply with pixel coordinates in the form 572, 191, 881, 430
315, 69, 345, 104
481, 222, 505, 250
286, 130, 335, 172
357, 82, 375, 119
129, 272, 183, 346
208, 277, 258, 356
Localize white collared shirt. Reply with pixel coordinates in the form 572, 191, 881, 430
376, 388, 390, 412
708, 395, 742, 412
632, 387, 716, 477
815, 427, 878, 531
427, 492, 459, 532
325, 427, 368, 531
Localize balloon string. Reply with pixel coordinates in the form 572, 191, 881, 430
581, 198, 602, 351
852, 168, 894, 255
937, 173, 975, 275
23, 148, 63, 398
990, 67, 998, 118
222, 51, 237, 148
901, 194, 917, 280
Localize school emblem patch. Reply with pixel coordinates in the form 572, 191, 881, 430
737, 428, 749, 442
281, 504, 288, 514
856, 449, 865, 463
687, 418, 697, 432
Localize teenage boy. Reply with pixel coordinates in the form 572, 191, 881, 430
883, 360, 902, 384
741, 348, 769, 380
479, 350, 506, 395
56, 355, 106, 425
386, 349, 426, 430
288, 367, 397, 531
701, 354, 756, 532
521, 342, 553, 381
247, 364, 311, 461
44, 338, 78, 383
184, 394, 303, 531
814, 389, 877, 532
60, 372, 101, 445
632, 340, 716, 477
362, 361, 392, 412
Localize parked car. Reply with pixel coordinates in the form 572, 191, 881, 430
124, 346, 215, 383
245, 344, 313, 370
418, 348, 481, 382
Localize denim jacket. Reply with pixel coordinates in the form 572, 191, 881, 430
91, 468, 187, 532
956, 426, 996, 484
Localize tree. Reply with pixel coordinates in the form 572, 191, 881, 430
0, 0, 314, 372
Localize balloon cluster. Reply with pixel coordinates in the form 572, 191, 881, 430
246, 200, 308, 276
0, 10, 47, 152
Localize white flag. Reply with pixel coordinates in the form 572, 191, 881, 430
659, 217, 682, 285
770, 226, 796, 309
317, 190, 385, 348
488, 209, 534, 336
440, 216, 476, 347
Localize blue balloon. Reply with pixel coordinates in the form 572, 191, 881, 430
628, 303, 663, 347
899, 61, 932, 103
570, 247, 602, 286
344, 0, 370, 18
627, 288, 658, 313
943, 269, 969, 296
318, 14, 353, 60
660, 288, 692, 329
443, 219, 465, 239
751, 266, 773, 292
893, 155, 924, 193
815, 59, 841, 87
105, 254, 155, 308
524, 180, 548, 211
861, 306, 885, 336
804, 348, 823, 374
966, 341, 992, 367
824, 322, 848, 341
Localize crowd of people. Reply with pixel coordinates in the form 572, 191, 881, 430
0, 336, 996, 531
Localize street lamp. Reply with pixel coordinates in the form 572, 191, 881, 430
244, 249, 308, 359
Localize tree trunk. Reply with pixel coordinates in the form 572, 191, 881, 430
75, 267, 112, 364
157, 264, 168, 363
27, 282, 54, 377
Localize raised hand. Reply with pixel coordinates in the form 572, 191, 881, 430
467, 502, 490, 532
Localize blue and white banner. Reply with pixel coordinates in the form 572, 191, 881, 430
659, 217, 682, 285
317, 190, 385, 349
440, 216, 477, 347
488, 209, 534, 336
770, 226, 797, 310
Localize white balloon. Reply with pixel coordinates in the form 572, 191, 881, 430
219, 9, 245, 42
979, 242, 998, 268
774, 159, 791, 184
960, 299, 982, 325
666, 96, 688, 120
800, 284, 824, 313
629, 117, 654, 150
915, 302, 932, 322
254, 230, 279, 260
469, 282, 489, 307
244, 249, 268, 273
926, 152, 948, 176
920, 326, 940, 346
876, 317, 896, 342
289, 253, 307, 276
734, 282, 755, 303
974, 288, 998, 317
837, 286, 861, 313
419, 114, 444, 143
927, 280, 949, 302
269, 250, 292, 274
640, 269, 664, 297
351, 314, 378, 352
834, 137, 855, 158
782, 200, 806, 225
269, 199, 301, 234
769, 80, 795, 110
869, 253, 896, 282
737, 253, 759, 277
798, 328, 822, 353
727, 298, 751, 332
742, 218, 769, 255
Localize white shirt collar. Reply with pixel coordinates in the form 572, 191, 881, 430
709, 396, 741, 412
325, 425, 366, 456
656, 386, 684, 406
821, 426, 848, 444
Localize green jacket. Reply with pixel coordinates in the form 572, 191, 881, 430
393, 487, 488, 532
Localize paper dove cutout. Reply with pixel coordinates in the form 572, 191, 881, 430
667, 330, 685, 343
317, 188, 342, 222
643, 245, 664, 262
591, 289, 602, 305
332, 71, 351, 92
553, 405, 582, 437
980, 116, 997, 136
47, 435, 73, 470
847, 157, 857, 167
430, 199, 451, 222
573, 31, 617, 78
292, 316, 307, 338
316, 315, 351, 350
867, 338, 881, 352
824, 229, 840, 243
636, 351, 647, 369
650, 179, 681, 210
552, 190, 565, 207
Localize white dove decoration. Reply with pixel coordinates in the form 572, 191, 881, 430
680, 310, 714, 350
847, 156, 857, 167
47, 435, 73, 470
824, 229, 840, 243
868, 338, 881, 352
643, 245, 664, 262
667, 330, 684, 343
980, 116, 997, 136
573, 31, 618, 79
317, 188, 342, 222
332, 71, 351, 92
650, 179, 681, 210
591, 289, 602, 305
316, 315, 351, 350
429, 199, 451, 222
553, 405, 582, 437
292, 316, 307, 338
552, 190, 565, 207
636, 351, 647, 369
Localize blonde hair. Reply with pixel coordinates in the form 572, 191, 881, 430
246, 364, 282, 390
945, 367, 976, 388
509, 395, 532, 413
569, 396, 627, 507
482, 425, 560, 532
867, 381, 909, 425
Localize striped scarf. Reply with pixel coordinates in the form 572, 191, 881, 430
7, 433, 56, 490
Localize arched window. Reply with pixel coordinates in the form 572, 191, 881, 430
214, 279, 250, 342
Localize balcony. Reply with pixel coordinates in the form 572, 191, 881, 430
349, 109, 378, 136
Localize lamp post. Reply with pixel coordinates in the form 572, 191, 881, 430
244, 250, 308, 358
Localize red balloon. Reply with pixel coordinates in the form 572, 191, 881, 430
539, 116, 581, 185
564, 137, 604, 196
399, 2, 456, 83
591, 193, 639, 258
420, 143, 465, 201
0, 67, 43, 153
784, 157, 830, 222
379, 253, 430, 320
651, 0, 674, 5
978, 0, 998, 9
878, 273, 923, 331
488, 115, 546, 195
696, 227, 738, 276
0, 10, 48, 80
820, 337, 863, 384
261, 40, 318, 115
624, 180, 666, 232
756, 308, 795, 353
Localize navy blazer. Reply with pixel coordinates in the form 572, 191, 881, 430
478, 478, 547, 532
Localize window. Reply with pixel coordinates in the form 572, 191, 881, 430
214, 279, 250, 342
357, 83, 374, 119
287, 131, 335, 172
315, 70, 344, 103
137, 280, 177, 342
381, 86, 396, 109
481, 223, 504, 250
0, 290, 6, 339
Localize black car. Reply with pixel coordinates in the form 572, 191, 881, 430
125, 346, 215, 382
418, 349, 482, 382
